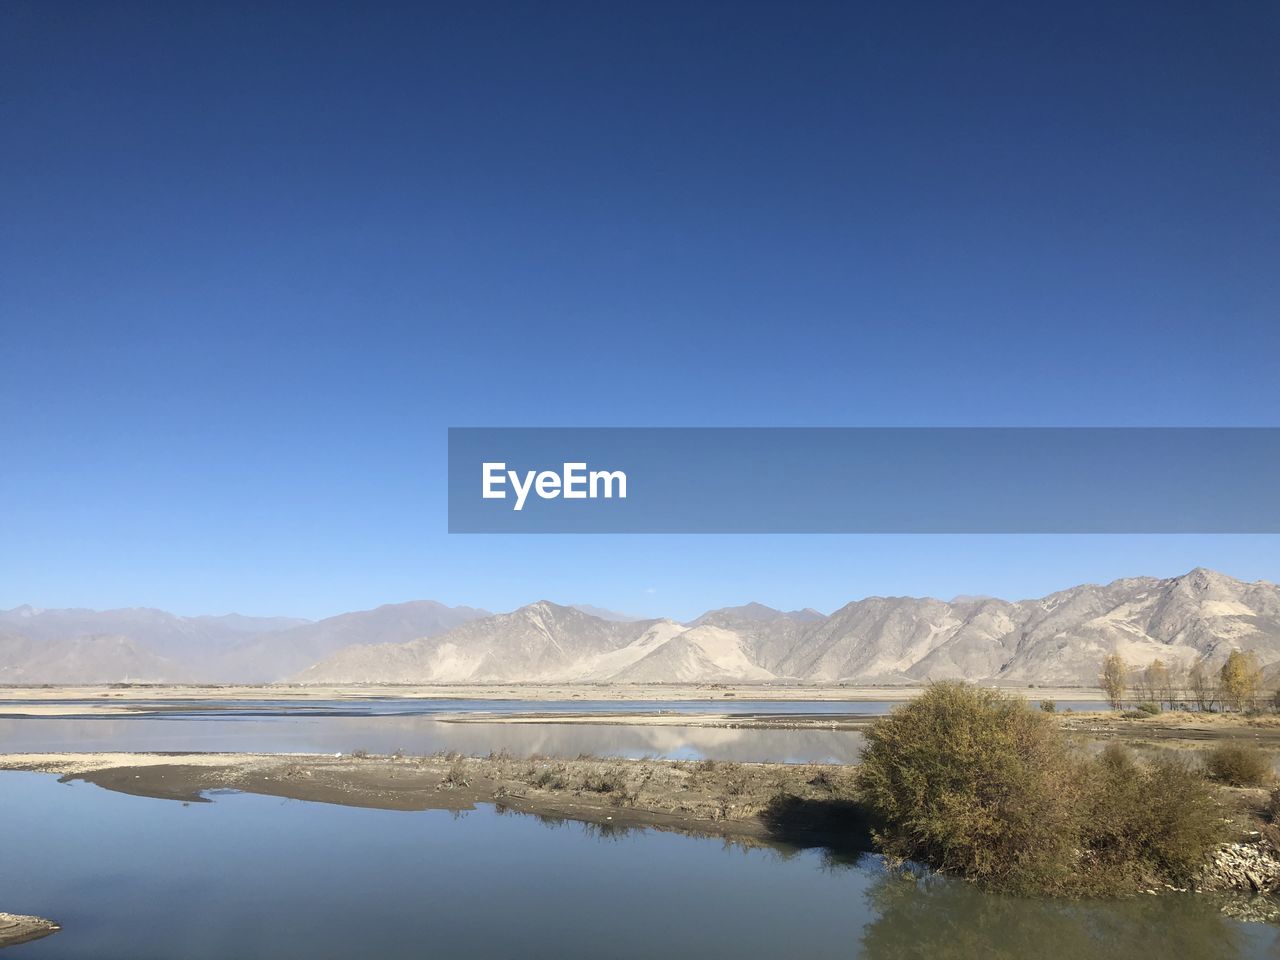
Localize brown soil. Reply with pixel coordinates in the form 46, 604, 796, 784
1060, 710, 1280, 745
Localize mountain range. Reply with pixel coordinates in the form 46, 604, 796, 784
2, 568, 1278, 686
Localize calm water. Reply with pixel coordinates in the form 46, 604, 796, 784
0, 772, 1274, 960
0, 698, 1103, 764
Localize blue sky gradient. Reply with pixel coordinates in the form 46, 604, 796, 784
3, 2, 1277, 619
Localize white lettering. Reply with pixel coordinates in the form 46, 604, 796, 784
590, 469, 627, 499
482, 463, 506, 499
482, 462, 627, 510
509, 469, 536, 512
562, 462, 587, 499
535, 470, 561, 499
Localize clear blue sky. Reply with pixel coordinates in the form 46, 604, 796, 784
3, 1, 1277, 621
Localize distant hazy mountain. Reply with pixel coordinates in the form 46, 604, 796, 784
0, 601, 487, 685
213, 601, 491, 681
0, 606, 310, 681
5, 570, 1279, 686
0, 630, 186, 684
299, 570, 1280, 686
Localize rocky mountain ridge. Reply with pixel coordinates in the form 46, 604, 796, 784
4, 569, 1278, 686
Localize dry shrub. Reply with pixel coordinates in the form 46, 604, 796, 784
1205, 743, 1274, 787
856, 682, 1226, 897
855, 682, 1087, 894
1082, 744, 1224, 888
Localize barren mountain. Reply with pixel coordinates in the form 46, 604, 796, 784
294, 602, 683, 683
5, 569, 1278, 686
0, 601, 487, 684
0, 631, 186, 684
211, 601, 491, 681
0, 606, 307, 665
298, 570, 1280, 686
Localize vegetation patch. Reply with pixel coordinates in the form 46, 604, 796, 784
855, 682, 1228, 896
1205, 743, 1275, 787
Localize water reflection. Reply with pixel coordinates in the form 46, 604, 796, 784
1, 772, 1276, 960
0, 715, 867, 762
860, 873, 1245, 960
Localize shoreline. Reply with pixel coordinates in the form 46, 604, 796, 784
0, 751, 866, 853
0, 913, 59, 949
0, 682, 1105, 717
3, 747, 1279, 923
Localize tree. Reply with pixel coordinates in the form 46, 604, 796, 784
1219, 650, 1263, 712
1144, 659, 1170, 709
1164, 660, 1185, 709
1188, 657, 1216, 712
1099, 654, 1127, 710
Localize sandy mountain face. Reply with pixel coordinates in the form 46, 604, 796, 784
298, 570, 1280, 686
293, 602, 685, 684
210, 601, 492, 682
5, 569, 1278, 685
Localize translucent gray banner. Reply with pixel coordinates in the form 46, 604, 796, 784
448, 428, 1280, 533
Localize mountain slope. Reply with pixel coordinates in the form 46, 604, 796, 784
0, 606, 309, 671
211, 601, 491, 681
6, 569, 1278, 686
297, 570, 1280, 685
0, 631, 186, 683
295, 601, 673, 683
0, 601, 488, 684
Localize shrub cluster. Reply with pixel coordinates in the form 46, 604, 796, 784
1204, 743, 1274, 787
855, 682, 1227, 896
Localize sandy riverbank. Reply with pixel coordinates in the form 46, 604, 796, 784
437, 710, 878, 730
0, 751, 866, 853
0, 682, 1104, 716
0, 912, 59, 948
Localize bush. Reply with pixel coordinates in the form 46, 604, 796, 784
1205, 743, 1274, 787
855, 682, 1087, 894
856, 682, 1227, 896
1084, 744, 1224, 887
1040, 699, 1056, 713
1137, 702, 1162, 715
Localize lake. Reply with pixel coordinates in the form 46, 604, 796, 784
0, 771, 1275, 960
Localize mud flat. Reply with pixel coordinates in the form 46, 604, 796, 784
0, 912, 59, 948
